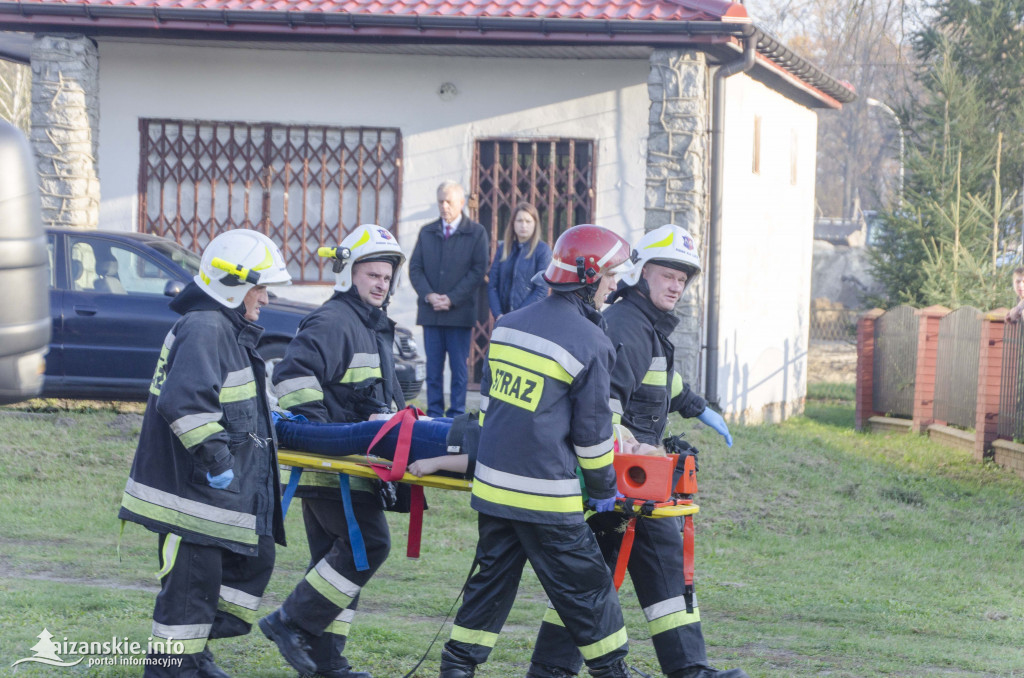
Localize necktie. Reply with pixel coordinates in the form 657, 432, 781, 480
444, 224, 453, 239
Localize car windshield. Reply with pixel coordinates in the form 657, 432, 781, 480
149, 240, 201, 276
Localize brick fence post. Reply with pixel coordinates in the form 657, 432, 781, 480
975, 310, 1009, 462
855, 308, 885, 431
911, 306, 950, 433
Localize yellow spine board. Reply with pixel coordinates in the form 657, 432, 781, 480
277, 450, 699, 518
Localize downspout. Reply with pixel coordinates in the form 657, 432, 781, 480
705, 32, 756, 409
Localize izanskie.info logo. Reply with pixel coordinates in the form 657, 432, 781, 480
11, 628, 184, 669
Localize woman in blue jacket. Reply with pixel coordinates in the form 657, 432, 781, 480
487, 202, 551, 319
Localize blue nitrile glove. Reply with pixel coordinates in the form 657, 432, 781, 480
206, 469, 234, 489
697, 407, 733, 447
588, 491, 624, 513
272, 410, 308, 425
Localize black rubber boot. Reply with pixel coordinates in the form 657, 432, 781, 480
525, 662, 577, 678
197, 646, 232, 678
587, 659, 631, 678
258, 609, 317, 676
669, 667, 750, 678
439, 648, 477, 678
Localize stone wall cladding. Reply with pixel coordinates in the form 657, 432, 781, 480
645, 49, 708, 389
30, 34, 100, 230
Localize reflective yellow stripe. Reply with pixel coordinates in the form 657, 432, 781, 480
220, 381, 256, 403
478, 411, 486, 426
471, 479, 583, 513
179, 421, 225, 449
450, 625, 499, 648
152, 636, 206, 655
578, 626, 628, 661
612, 412, 622, 425
649, 608, 701, 635
339, 367, 383, 384
120, 494, 257, 545
150, 343, 171, 397
489, 344, 572, 384
155, 533, 181, 580
642, 370, 667, 386
279, 388, 323, 410
218, 599, 259, 624
577, 449, 614, 470
671, 372, 683, 399
326, 618, 352, 635
305, 561, 360, 609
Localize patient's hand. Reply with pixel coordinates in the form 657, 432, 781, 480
408, 458, 442, 477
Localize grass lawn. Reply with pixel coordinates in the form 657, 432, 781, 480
1, 393, 1022, 677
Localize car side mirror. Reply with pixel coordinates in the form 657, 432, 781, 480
164, 280, 185, 297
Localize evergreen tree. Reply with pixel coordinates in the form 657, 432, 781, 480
868, 0, 1024, 308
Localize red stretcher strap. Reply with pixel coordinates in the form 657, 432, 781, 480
407, 485, 425, 558
612, 517, 638, 590
365, 406, 426, 559
366, 406, 418, 481
682, 514, 695, 586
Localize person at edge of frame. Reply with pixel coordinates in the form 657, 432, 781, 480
117, 229, 292, 678
259, 224, 407, 678
439, 224, 637, 678
527, 223, 746, 678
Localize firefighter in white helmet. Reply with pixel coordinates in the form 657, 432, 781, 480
119, 228, 291, 677
529, 224, 745, 678
260, 224, 406, 678
440, 225, 635, 678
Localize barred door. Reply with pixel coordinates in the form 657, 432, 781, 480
138, 118, 402, 283
467, 138, 597, 383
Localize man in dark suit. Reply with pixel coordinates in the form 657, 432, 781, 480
408, 180, 489, 417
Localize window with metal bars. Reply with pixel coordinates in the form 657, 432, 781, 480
138, 118, 402, 284
467, 137, 597, 385
471, 138, 596, 260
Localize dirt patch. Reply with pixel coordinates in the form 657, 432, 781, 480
808, 341, 857, 384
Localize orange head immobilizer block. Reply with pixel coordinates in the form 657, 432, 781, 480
613, 453, 680, 502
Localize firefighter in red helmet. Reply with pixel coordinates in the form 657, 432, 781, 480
439, 225, 635, 678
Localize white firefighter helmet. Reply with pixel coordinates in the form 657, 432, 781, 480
195, 229, 291, 307
319, 224, 406, 294
622, 224, 702, 292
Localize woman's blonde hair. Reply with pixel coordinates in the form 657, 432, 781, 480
501, 202, 543, 261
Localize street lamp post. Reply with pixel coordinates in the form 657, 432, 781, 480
867, 97, 905, 206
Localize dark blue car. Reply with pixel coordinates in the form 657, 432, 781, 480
43, 228, 424, 402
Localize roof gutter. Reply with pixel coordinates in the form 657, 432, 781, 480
0, 3, 854, 104
704, 32, 756, 411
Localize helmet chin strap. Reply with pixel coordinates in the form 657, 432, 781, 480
574, 281, 601, 308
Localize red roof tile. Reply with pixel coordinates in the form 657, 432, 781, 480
14, 0, 748, 22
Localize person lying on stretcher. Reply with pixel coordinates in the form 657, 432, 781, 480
274, 412, 661, 479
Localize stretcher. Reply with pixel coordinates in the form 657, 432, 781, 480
277, 448, 700, 592
276, 450, 699, 519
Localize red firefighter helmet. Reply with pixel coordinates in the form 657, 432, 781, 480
542, 224, 635, 289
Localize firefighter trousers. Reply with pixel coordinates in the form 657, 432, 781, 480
444, 513, 628, 672
145, 532, 276, 677
531, 514, 708, 676
280, 493, 391, 672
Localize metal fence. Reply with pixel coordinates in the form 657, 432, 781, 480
933, 307, 981, 429
998, 320, 1024, 441
810, 305, 859, 343
873, 305, 919, 418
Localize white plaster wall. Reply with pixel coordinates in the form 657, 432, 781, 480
715, 73, 818, 423
95, 41, 650, 334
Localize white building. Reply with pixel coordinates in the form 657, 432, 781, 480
0, 0, 854, 423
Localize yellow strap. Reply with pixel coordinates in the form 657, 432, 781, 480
155, 533, 183, 580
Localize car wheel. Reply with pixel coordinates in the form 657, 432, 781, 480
259, 341, 288, 410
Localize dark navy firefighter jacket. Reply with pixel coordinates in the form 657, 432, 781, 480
118, 283, 284, 556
